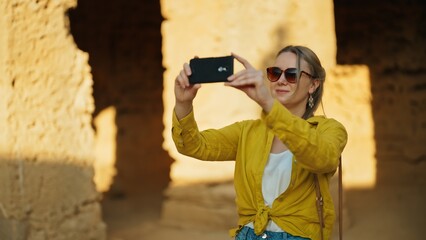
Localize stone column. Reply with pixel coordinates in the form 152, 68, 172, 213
0, 0, 105, 239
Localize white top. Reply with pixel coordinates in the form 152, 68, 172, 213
246, 150, 293, 232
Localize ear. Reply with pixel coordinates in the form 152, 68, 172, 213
309, 79, 320, 94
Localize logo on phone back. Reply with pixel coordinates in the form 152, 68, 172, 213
218, 66, 228, 72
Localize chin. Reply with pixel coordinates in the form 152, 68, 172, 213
275, 95, 290, 104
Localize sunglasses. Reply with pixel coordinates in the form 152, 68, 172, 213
266, 67, 315, 83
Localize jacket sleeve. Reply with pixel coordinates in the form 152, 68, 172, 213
171, 108, 241, 161
262, 100, 348, 173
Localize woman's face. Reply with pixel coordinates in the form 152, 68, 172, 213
269, 51, 317, 116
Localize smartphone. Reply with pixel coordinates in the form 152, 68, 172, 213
188, 56, 234, 84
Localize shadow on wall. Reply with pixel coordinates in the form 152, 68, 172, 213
259, 27, 289, 69
67, 0, 173, 235
334, 0, 426, 184
333, 0, 426, 238
0, 159, 105, 239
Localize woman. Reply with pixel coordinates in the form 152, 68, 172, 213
172, 45, 347, 240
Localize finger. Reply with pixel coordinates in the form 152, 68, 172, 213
178, 70, 190, 87
226, 76, 255, 87
231, 52, 254, 69
184, 62, 192, 77
228, 69, 248, 81
193, 83, 202, 90
228, 69, 259, 82
176, 73, 186, 89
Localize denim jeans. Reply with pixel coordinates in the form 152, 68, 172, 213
235, 226, 310, 240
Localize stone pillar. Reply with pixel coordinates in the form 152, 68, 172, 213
68, 0, 171, 198
0, 0, 105, 239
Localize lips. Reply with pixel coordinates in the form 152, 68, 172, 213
275, 89, 290, 94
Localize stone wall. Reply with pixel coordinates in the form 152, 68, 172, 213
334, 0, 426, 185
333, 0, 426, 238
0, 0, 105, 239
69, 0, 172, 198
68, 1, 172, 237
162, 0, 339, 185
1, 0, 424, 239
160, 0, 356, 234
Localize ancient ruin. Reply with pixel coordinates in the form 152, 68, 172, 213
0, 0, 424, 239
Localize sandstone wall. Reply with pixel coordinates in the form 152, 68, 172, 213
2, 0, 422, 238
335, 1, 426, 175
162, 0, 339, 185
68, 0, 172, 198
160, 0, 361, 234
0, 0, 105, 239
333, 1, 426, 237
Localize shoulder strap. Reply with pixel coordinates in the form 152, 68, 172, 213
338, 157, 343, 240
314, 174, 325, 240
314, 157, 343, 240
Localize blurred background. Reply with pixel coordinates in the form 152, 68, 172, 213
0, 0, 425, 239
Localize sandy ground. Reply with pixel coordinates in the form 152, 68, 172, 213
103, 184, 425, 240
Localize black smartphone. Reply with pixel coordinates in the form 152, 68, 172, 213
188, 56, 234, 84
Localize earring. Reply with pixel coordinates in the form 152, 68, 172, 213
308, 94, 314, 108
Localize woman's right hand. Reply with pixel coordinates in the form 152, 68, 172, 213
174, 62, 201, 119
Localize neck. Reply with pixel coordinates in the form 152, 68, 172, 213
286, 102, 307, 118
290, 108, 306, 118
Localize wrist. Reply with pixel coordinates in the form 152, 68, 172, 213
174, 100, 193, 120
261, 97, 275, 114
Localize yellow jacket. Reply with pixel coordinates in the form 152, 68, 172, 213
172, 100, 348, 240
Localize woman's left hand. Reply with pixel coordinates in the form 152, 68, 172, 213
226, 53, 274, 112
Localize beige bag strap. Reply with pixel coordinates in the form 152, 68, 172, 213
314, 157, 342, 240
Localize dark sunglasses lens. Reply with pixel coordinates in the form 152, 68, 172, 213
284, 68, 298, 83
267, 67, 282, 82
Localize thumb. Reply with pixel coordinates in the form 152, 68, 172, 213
231, 52, 254, 69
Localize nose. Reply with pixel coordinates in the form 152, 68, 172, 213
277, 74, 288, 85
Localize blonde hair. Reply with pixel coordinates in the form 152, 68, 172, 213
277, 45, 326, 119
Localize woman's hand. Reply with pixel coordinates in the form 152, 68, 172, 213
174, 62, 201, 119
225, 53, 274, 112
